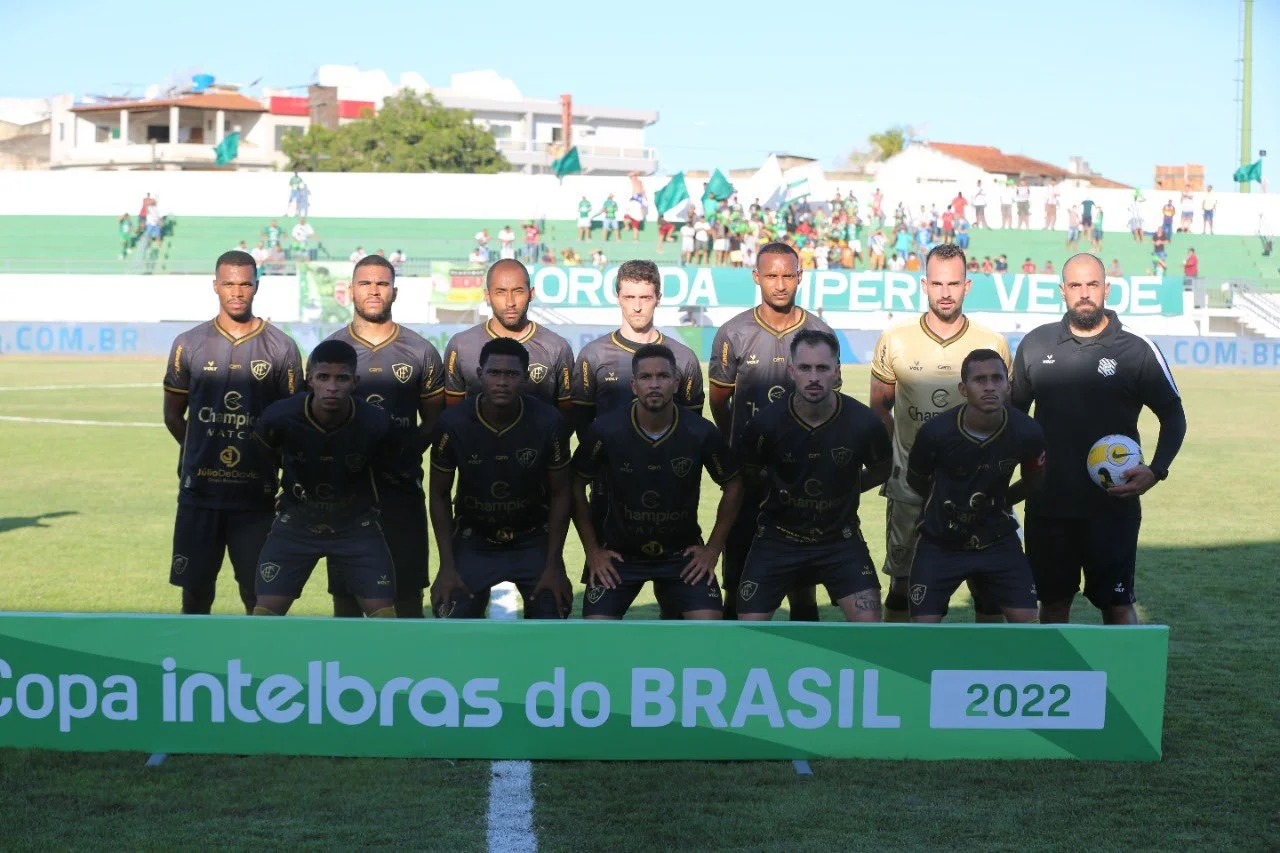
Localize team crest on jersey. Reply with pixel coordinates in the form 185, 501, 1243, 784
528, 363, 548, 383
259, 562, 281, 582
739, 581, 759, 601
345, 453, 366, 471
1098, 358, 1117, 377
250, 360, 271, 380
671, 457, 693, 478
392, 363, 413, 384
171, 554, 188, 576
586, 586, 606, 604
909, 584, 927, 605
831, 447, 853, 467
219, 446, 241, 468
365, 393, 385, 408
517, 448, 538, 468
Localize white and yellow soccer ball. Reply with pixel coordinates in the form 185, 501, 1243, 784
1087, 434, 1143, 490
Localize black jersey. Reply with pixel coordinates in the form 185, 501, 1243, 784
254, 394, 391, 531
325, 323, 444, 492
708, 307, 838, 446
742, 393, 891, 544
571, 329, 704, 417
443, 319, 573, 405
1011, 310, 1183, 519
163, 319, 302, 510
430, 395, 571, 545
908, 405, 1047, 550
573, 402, 738, 561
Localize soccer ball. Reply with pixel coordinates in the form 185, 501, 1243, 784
1086, 435, 1143, 490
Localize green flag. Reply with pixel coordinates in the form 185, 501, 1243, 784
701, 169, 734, 216
551, 146, 581, 178
213, 132, 240, 166
654, 173, 691, 219
1233, 159, 1263, 184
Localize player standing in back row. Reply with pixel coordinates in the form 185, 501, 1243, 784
324, 254, 444, 618
710, 242, 839, 620
869, 243, 1011, 622
162, 250, 302, 615
1012, 253, 1186, 625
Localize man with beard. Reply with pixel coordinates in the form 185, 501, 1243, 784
869, 243, 1011, 622
573, 344, 742, 620
162, 250, 302, 615
709, 243, 839, 620
324, 254, 444, 618
1011, 253, 1186, 625
735, 330, 891, 622
571, 259, 704, 619
443, 259, 574, 416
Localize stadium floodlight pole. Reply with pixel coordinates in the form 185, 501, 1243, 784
1239, 0, 1253, 194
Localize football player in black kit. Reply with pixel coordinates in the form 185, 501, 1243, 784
735, 330, 892, 622
251, 340, 396, 617
163, 250, 302, 614
428, 338, 575, 619
906, 349, 1046, 623
324, 254, 444, 618
573, 344, 743, 619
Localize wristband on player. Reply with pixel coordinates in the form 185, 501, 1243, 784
1150, 465, 1169, 482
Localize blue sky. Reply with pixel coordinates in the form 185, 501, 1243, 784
4, 0, 1275, 188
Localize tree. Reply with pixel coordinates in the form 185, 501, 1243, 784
867, 126, 908, 161
282, 90, 510, 173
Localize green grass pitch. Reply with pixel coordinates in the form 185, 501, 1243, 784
0, 358, 1276, 850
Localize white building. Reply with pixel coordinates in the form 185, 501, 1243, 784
875, 141, 1130, 190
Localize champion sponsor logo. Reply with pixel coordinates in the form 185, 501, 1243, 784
365, 393, 385, 408
767, 385, 786, 402
224, 391, 243, 411
932, 388, 950, 408
641, 541, 663, 557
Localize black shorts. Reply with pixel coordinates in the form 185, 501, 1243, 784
256, 515, 394, 600
440, 532, 560, 620
1081, 213, 1093, 227
737, 534, 879, 615
328, 489, 427, 599
909, 536, 1037, 617
583, 554, 723, 619
170, 504, 273, 591
722, 485, 764, 606
1025, 515, 1139, 609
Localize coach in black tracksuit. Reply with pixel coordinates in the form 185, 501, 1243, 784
1011, 253, 1186, 625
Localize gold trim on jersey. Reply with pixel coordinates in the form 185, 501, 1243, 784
421, 387, 445, 400
475, 394, 524, 436
163, 385, 189, 394
752, 306, 807, 338
955, 405, 1008, 446
629, 400, 678, 447
304, 395, 356, 433
918, 313, 971, 347
347, 322, 401, 353
485, 318, 538, 343
213, 317, 267, 346
787, 393, 843, 432
609, 330, 664, 354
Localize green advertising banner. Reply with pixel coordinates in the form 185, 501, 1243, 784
0, 616, 1168, 761
528, 266, 1185, 316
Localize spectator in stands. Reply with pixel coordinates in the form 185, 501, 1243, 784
1041, 260, 1055, 275
561, 247, 582, 266
469, 246, 487, 265
679, 220, 696, 265
291, 217, 316, 260
1180, 189, 1195, 233
1066, 204, 1082, 251
597, 194, 620, 241
914, 220, 932, 259
1080, 197, 1096, 237
1128, 198, 1145, 243
540, 246, 556, 265
287, 172, 305, 217
692, 218, 711, 265
590, 248, 608, 269
1107, 259, 1123, 278
236, 241, 250, 252
941, 205, 956, 244
1021, 257, 1036, 274
265, 244, 287, 276
1160, 199, 1176, 240
955, 217, 970, 250
887, 252, 906, 272
118, 213, 134, 259
1151, 229, 1169, 274
139, 193, 155, 223
995, 254, 1009, 273
892, 225, 912, 263
1044, 183, 1060, 230
522, 221, 540, 263
475, 229, 490, 250
966, 257, 979, 273
743, 227, 760, 268
348, 246, 365, 263
251, 241, 269, 266
973, 181, 989, 229
656, 216, 675, 252
905, 252, 920, 272
577, 196, 593, 240
980, 256, 994, 274
473, 240, 491, 263
798, 241, 816, 270
265, 220, 282, 249
871, 187, 884, 225
870, 229, 887, 271
951, 191, 968, 223
847, 232, 863, 268
1202, 187, 1217, 234
498, 225, 516, 260
1015, 179, 1032, 229
1182, 248, 1199, 291
389, 249, 406, 273
999, 181, 1014, 229
1090, 207, 1105, 253
712, 220, 730, 266
624, 194, 645, 242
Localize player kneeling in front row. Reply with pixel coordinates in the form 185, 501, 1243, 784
573, 344, 743, 620
905, 349, 1045, 623
736, 330, 892, 622
252, 340, 397, 617
429, 338, 575, 619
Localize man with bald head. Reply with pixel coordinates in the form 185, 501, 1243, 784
1011, 253, 1186, 625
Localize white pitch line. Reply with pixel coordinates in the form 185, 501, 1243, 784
0, 416, 163, 428
0, 382, 156, 392
486, 582, 537, 853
